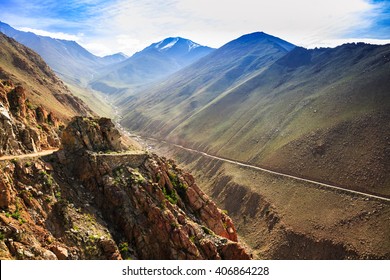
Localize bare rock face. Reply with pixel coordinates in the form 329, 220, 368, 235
0, 79, 62, 156
59, 117, 251, 259
61, 116, 126, 154
73, 151, 250, 259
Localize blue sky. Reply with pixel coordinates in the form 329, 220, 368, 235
0, 0, 389, 56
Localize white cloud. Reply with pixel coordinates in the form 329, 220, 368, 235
18, 27, 82, 41
82, 0, 384, 55
6, 0, 389, 56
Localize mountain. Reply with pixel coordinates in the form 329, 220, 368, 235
119, 32, 295, 127
117, 32, 294, 107
120, 34, 390, 198
0, 21, 124, 118
101, 52, 128, 64
90, 37, 215, 95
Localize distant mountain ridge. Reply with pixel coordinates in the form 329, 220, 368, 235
0, 21, 215, 100
147, 37, 214, 65
0, 21, 126, 86
90, 37, 215, 95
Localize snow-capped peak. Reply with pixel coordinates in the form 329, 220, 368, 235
155, 37, 180, 50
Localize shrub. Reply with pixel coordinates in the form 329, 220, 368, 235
201, 226, 213, 235
119, 242, 129, 253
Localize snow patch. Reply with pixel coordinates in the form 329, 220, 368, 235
160, 38, 179, 50
155, 38, 180, 50
187, 41, 200, 51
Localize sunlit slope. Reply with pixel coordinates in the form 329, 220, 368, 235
122, 41, 390, 196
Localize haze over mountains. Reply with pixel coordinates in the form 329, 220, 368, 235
0, 21, 128, 86
0, 22, 213, 91
90, 37, 214, 96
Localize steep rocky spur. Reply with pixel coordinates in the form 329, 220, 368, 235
0, 117, 251, 259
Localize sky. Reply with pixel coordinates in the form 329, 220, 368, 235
0, 0, 390, 56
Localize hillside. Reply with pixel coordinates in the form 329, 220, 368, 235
117, 32, 294, 107
0, 32, 93, 120
0, 22, 120, 118
121, 37, 390, 197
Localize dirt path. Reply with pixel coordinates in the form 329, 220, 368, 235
0, 149, 59, 161
137, 136, 390, 203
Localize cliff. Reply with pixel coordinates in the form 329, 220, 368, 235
0, 79, 62, 156
0, 117, 251, 259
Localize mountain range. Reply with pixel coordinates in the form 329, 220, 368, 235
119, 33, 390, 198
0, 21, 128, 86
89, 37, 214, 96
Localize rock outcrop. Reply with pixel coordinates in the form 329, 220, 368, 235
0, 117, 251, 260
0, 79, 61, 156
61, 116, 126, 154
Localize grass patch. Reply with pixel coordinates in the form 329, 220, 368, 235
168, 171, 188, 197
119, 242, 129, 254
201, 226, 213, 235
162, 187, 178, 205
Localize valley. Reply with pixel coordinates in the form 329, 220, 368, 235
141, 137, 390, 259
1, 20, 389, 260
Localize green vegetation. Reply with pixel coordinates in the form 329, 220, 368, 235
119, 242, 129, 254
162, 187, 178, 205
55, 191, 61, 200
168, 171, 188, 198
26, 100, 38, 110
39, 170, 54, 187
201, 226, 213, 235
6, 206, 26, 225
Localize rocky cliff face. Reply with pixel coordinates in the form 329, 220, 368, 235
0, 79, 61, 156
0, 117, 251, 259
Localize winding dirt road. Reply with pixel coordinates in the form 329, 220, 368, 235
140, 136, 390, 203
0, 149, 59, 161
